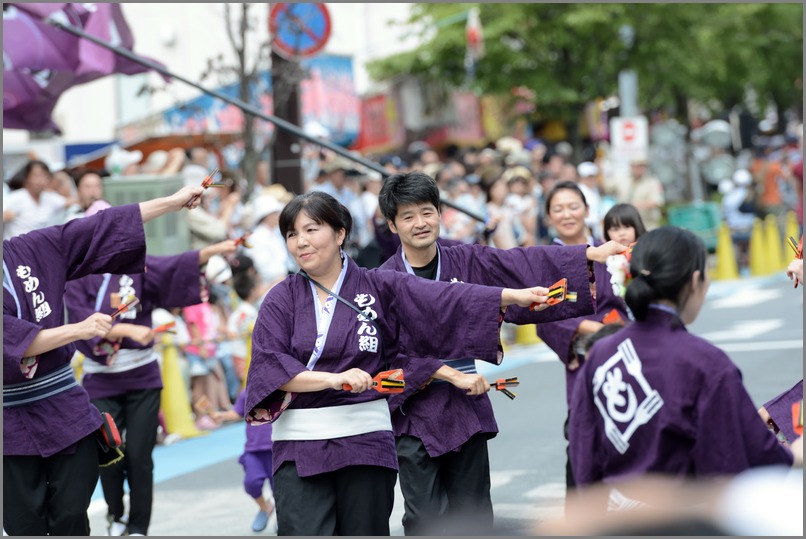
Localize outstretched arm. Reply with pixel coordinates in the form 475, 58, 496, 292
139, 185, 205, 223
23, 312, 113, 357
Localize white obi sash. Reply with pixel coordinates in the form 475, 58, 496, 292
271, 398, 393, 441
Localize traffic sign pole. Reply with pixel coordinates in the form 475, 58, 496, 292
270, 49, 303, 195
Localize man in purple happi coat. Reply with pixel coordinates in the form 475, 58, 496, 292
376, 171, 624, 535
64, 207, 236, 537
3, 185, 204, 536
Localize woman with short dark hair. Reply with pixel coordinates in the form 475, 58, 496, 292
244, 191, 551, 536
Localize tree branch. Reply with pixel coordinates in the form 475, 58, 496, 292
224, 3, 243, 58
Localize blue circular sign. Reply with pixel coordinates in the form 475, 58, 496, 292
269, 3, 331, 59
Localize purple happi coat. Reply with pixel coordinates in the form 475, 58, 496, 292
379, 241, 595, 457
763, 379, 803, 444
63, 252, 202, 399
536, 241, 629, 408
569, 306, 793, 488
233, 390, 272, 454
3, 205, 147, 457
244, 256, 505, 477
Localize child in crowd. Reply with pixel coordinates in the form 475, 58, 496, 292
602, 203, 647, 247
213, 390, 275, 533
183, 257, 234, 427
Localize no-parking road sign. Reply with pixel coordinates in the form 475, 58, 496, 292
610, 115, 649, 163
269, 3, 331, 60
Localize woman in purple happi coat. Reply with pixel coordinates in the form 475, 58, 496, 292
534, 181, 633, 493
569, 227, 795, 508
63, 212, 236, 538
3, 185, 204, 536
243, 191, 552, 536
376, 171, 625, 535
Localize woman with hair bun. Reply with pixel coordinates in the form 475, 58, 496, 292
568, 226, 794, 504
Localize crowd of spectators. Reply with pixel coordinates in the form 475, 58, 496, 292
3, 129, 802, 430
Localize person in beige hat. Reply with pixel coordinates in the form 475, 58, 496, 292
629, 158, 665, 231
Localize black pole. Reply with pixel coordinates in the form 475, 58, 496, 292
270, 50, 303, 195
38, 12, 487, 224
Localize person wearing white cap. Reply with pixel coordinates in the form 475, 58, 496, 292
720, 169, 757, 271
576, 161, 604, 241
243, 196, 294, 288
104, 145, 143, 177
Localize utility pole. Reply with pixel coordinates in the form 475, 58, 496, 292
270, 50, 303, 195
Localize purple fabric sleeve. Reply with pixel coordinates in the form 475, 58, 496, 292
60, 204, 147, 280
244, 282, 308, 418
763, 379, 803, 443
536, 261, 629, 366
692, 364, 794, 472
372, 269, 504, 362
141, 251, 202, 308
3, 314, 43, 363
386, 355, 446, 410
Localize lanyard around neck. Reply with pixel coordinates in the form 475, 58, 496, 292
401, 245, 441, 281
301, 271, 389, 372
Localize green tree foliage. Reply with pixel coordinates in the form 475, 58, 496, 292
367, 3, 802, 120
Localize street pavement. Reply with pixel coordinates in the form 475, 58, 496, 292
87, 272, 803, 536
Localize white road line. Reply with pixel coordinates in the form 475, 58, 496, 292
697, 319, 784, 341
716, 340, 803, 353
710, 288, 782, 309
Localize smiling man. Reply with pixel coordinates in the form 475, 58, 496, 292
377, 171, 624, 535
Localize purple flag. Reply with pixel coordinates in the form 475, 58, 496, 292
3, 3, 166, 133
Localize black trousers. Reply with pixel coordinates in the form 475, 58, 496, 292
396, 434, 493, 536
274, 461, 396, 536
92, 388, 161, 536
4, 433, 99, 536
563, 415, 575, 489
